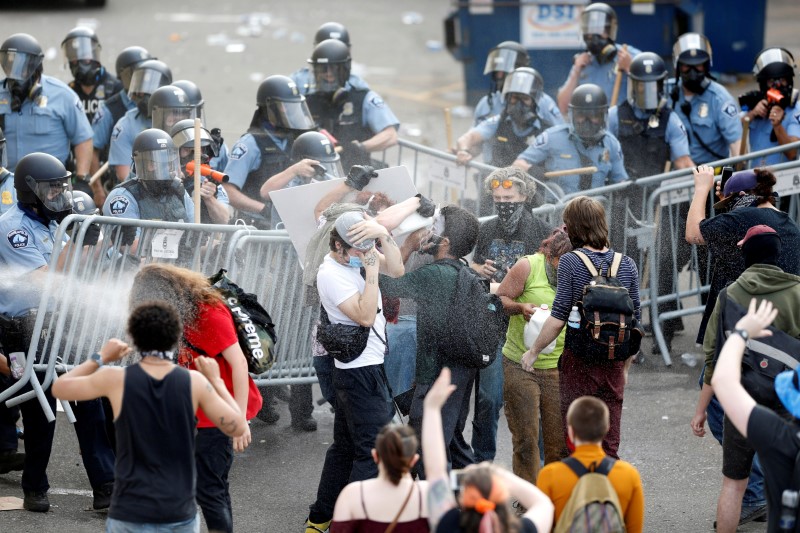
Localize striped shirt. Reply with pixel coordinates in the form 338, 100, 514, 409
551, 249, 641, 322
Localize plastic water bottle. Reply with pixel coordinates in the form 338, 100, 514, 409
9, 352, 25, 380
568, 306, 581, 329
779, 490, 798, 532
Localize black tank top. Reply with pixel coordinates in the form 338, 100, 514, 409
109, 364, 197, 524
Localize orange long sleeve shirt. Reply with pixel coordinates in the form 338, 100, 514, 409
536, 444, 644, 533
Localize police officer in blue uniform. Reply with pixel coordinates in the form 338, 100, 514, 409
108, 59, 172, 183
223, 75, 316, 228
741, 48, 800, 168
556, 3, 640, 115
670, 33, 742, 165
0, 34, 94, 185
0, 153, 115, 512
304, 39, 400, 170
170, 119, 231, 224
473, 41, 532, 126
457, 67, 564, 167
514, 83, 627, 195
291, 22, 369, 95
0, 127, 16, 215
104, 128, 194, 223
172, 79, 231, 171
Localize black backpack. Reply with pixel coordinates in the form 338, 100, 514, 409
568, 251, 641, 363
438, 259, 505, 369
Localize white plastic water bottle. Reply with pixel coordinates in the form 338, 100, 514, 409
9, 352, 25, 380
568, 306, 581, 329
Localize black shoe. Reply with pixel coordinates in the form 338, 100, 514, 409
291, 416, 318, 432
23, 491, 50, 512
257, 403, 280, 425
739, 504, 767, 525
0, 449, 25, 474
92, 481, 114, 510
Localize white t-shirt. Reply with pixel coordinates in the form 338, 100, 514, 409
317, 254, 387, 369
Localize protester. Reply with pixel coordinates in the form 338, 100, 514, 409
330, 424, 430, 532
521, 196, 641, 458
496, 227, 572, 483
536, 396, 644, 532
52, 301, 246, 532
422, 368, 554, 533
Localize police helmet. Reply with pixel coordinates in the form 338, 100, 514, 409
132, 128, 181, 182
753, 47, 796, 86
172, 79, 205, 120
569, 84, 608, 143
0, 33, 44, 82
149, 85, 194, 133
308, 38, 352, 93
291, 131, 345, 179
580, 3, 618, 41
115, 46, 152, 91
61, 27, 102, 85
314, 22, 350, 48
0, 125, 6, 170
169, 118, 217, 168
673, 32, 712, 68
483, 41, 530, 75
627, 52, 668, 111
71, 190, 97, 215
14, 153, 73, 222
256, 75, 315, 131
502, 67, 544, 103
128, 59, 172, 101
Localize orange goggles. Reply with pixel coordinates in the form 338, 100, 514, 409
490, 178, 520, 190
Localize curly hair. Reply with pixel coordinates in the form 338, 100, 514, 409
751, 168, 777, 206
129, 263, 223, 327
538, 226, 572, 260
127, 301, 182, 352
484, 166, 537, 202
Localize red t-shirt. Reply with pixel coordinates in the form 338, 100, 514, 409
181, 301, 263, 427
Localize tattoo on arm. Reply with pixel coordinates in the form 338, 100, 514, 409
384, 235, 398, 248
427, 479, 456, 525
217, 415, 239, 434
366, 275, 377, 284
363, 253, 377, 267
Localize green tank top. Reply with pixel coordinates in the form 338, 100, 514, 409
502, 253, 565, 369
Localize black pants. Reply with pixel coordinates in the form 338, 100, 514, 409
195, 427, 234, 533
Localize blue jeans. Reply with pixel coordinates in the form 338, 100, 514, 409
384, 316, 417, 397
106, 514, 199, 533
700, 371, 766, 507
471, 341, 504, 462
195, 428, 233, 533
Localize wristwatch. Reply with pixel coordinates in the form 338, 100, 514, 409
733, 329, 750, 342
89, 352, 105, 368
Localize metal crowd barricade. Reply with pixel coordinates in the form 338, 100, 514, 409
225, 231, 317, 387
0, 216, 259, 421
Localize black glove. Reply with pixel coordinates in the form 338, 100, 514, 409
83, 223, 101, 246
415, 193, 436, 218
119, 225, 137, 247
344, 164, 378, 191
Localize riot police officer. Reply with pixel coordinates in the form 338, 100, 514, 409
473, 41, 531, 126
108, 59, 172, 182
670, 33, 742, 164
556, 3, 640, 114
0, 153, 116, 512
103, 128, 194, 223
61, 27, 122, 125
514, 83, 627, 195
172, 79, 229, 171
148, 85, 195, 135
0, 33, 93, 183
457, 67, 564, 167
0, 126, 15, 215
304, 39, 400, 170
170, 119, 231, 224
742, 47, 800, 167
291, 21, 369, 95
222, 75, 315, 228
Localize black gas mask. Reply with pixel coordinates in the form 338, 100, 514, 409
585, 35, 616, 64
6, 76, 37, 112
679, 65, 710, 95
70, 60, 101, 86
507, 98, 537, 128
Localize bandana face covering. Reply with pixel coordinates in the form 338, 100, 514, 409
495, 201, 526, 235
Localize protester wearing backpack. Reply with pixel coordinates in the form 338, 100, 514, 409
379, 206, 488, 477
522, 196, 642, 458
129, 264, 263, 533
536, 396, 644, 533
691, 225, 800, 532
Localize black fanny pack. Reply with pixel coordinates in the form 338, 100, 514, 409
316, 306, 386, 363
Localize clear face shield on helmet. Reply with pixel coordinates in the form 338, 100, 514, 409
152, 106, 195, 134
570, 107, 608, 142
628, 79, 662, 111
315, 158, 345, 180
0, 138, 6, 169
580, 10, 617, 41
673, 33, 712, 66
0, 49, 42, 81
62, 36, 100, 64
502, 69, 543, 103
128, 68, 167, 100
313, 61, 350, 93
483, 48, 521, 75
174, 128, 216, 168
265, 99, 316, 131
133, 146, 181, 182
24, 175, 73, 216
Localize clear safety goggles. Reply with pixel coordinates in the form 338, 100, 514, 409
133, 147, 180, 181
62, 36, 101, 64
267, 99, 316, 131
25, 176, 73, 213
0, 50, 43, 81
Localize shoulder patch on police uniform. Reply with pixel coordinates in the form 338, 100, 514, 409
794, 112, 800, 125
109, 196, 130, 215
1, 191, 12, 205
7, 229, 29, 249
111, 125, 122, 141
230, 142, 248, 160
370, 96, 385, 108
723, 103, 737, 118
534, 132, 548, 147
